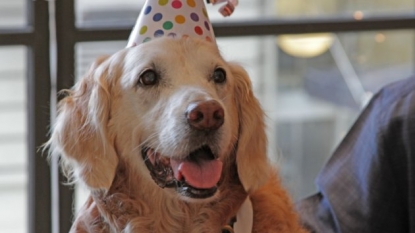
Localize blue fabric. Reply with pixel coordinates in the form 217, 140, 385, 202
297, 76, 415, 233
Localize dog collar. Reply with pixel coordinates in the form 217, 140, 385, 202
222, 197, 253, 233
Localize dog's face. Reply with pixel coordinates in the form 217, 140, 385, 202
114, 38, 238, 200
49, 38, 270, 202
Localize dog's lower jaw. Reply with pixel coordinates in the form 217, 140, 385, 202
85, 157, 246, 233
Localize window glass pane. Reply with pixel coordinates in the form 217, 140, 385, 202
0, 46, 28, 233
75, 41, 126, 80
75, 0, 141, 27
75, 0, 415, 27
273, 0, 415, 19
213, 0, 415, 21
274, 30, 414, 199
0, 0, 28, 28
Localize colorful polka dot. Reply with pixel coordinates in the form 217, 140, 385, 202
158, 0, 168, 6
204, 21, 210, 31
163, 21, 173, 30
168, 32, 177, 38
187, 0, 196, 7
172, 0, 182, 9
194, 26, 203, 35
143, 37, 152, 43
190, 13, 199, 22
175, 15, 186, 24
139, 26, 148, 35
144, 6, 152, 15
153, 13, 163, 22
154, 30, 164, 37
182, 34, 189, 39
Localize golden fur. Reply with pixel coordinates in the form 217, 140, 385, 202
48, 38, 307, 233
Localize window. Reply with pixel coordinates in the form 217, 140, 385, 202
0, 0, 414, 232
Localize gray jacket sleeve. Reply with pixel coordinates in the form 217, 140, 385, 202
296, 76, 415, 233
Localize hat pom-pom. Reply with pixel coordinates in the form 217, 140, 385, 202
207, 0, 239, 17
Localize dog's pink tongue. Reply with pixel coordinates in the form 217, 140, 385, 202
171, 159, 222, 189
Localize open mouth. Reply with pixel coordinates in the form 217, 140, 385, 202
142, 145, 223, 199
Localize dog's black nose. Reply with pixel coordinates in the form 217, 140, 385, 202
186, 100, 224, 131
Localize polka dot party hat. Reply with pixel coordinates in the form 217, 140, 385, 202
127, 0, 238, 47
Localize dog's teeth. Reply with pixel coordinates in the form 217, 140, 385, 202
160, 157, 170, 166
147, 149, 158, 164
147, 148, 153, 156
191, 189, 202, 195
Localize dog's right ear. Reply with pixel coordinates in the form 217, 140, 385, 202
230, 63, 271, 193
48, 55, 118, 190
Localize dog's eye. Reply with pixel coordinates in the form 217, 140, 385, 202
138, 70, 158, 86
213, 68, 226, 84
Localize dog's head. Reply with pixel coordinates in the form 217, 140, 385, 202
48, 38, 270, 201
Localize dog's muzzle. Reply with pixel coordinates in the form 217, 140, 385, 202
142, 146, 222, 199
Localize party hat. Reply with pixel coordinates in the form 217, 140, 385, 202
127, 0, 238, 47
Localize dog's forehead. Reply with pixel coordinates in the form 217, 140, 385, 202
127, 38, 224, 69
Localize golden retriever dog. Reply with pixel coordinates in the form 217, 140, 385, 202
48, 37, 307, 233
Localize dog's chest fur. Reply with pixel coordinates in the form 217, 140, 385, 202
81, 160, 247, 233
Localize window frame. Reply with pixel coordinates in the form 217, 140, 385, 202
0, 1, 413, 233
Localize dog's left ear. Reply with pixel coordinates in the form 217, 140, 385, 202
230, 63, 271, 193
48, 55, 119, 190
